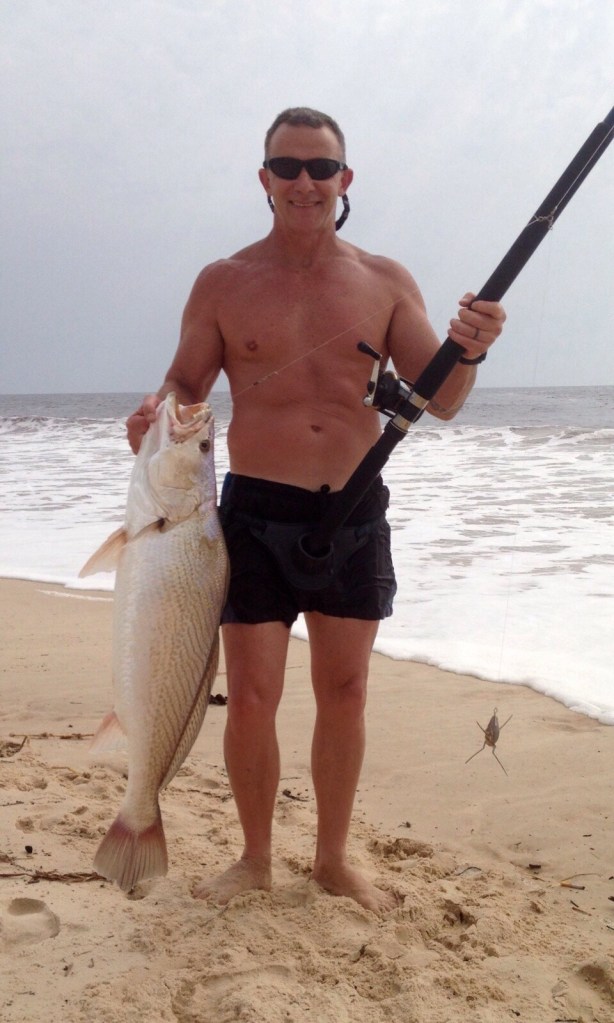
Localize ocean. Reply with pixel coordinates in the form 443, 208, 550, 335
1, 387, 613, 725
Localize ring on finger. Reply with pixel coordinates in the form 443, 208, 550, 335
473, 326, 480, 340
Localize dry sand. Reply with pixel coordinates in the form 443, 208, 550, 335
1, 578, 613, 1022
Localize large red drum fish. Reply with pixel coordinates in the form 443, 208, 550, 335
81, 394, 228, 891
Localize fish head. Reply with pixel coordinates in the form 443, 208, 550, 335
150, 395, 217, 516
126, 394, 218, 532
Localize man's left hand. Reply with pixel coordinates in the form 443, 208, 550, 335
447, 292, 506, 361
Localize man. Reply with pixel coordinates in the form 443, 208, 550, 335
127, 107, 505, 914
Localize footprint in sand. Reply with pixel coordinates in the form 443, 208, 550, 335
0, 897, 60, 949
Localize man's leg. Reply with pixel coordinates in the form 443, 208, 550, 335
193, 620, 290, 903
306, 612, 398, 913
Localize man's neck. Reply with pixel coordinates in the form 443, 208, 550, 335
265, 224, 342, 270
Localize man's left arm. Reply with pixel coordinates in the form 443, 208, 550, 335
387, 283, 506, 421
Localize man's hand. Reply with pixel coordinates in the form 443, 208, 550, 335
447, 292, 506, 362
126, 394, 161, 454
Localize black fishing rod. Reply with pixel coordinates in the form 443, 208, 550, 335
290, 105, 614, 582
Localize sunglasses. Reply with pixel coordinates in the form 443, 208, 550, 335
263, 157, 348, 180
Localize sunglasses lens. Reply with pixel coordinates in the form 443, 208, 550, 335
266, 158, 343, 180
267, 158, 302, 179
307, 159, 340, 180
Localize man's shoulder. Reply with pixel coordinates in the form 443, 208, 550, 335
200, 241, 265, 275
343, 243, 417, 288
189, 240, 267, 295
351, 244, 406, 271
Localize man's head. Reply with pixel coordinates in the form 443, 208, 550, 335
260, 107, 352, 232
264, 107, 346, 161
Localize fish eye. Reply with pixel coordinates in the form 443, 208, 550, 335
199, 440, 210, 452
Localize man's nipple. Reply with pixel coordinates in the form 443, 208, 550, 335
246, 340, 258, 352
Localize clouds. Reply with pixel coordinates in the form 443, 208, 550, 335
1, 0, 613, 393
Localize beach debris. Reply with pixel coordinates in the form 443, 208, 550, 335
0, 865, 102, 884
454, 865, 483, 879
282, 788, 309, 802
9, 732, 93, 742
465, 708, 512, 774
79, 394, 228, 893
570, 900, 591, 916
0, 736, 28, 758
559, 873, 598, 891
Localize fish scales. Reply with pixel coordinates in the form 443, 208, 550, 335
80, 394, 228, 892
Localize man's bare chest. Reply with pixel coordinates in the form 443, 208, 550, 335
217, 268, 392, 372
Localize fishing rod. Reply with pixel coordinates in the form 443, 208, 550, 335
289, 105, 614, 583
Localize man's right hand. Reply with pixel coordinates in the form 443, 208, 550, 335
126, 394, 162, 454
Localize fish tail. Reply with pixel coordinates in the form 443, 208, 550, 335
93, 809, 168, 892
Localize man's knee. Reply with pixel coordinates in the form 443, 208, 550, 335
226, 674, 283, 725
314, 671, 368, 714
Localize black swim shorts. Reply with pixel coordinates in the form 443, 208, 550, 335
219, 473, 397, 626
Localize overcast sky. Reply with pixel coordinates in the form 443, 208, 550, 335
2, 0, 613, 395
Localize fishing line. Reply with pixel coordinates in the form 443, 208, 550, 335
229, 293, 412, 400
526, 118, 613, 230
490, 126, 606, 686
490, 120, 609, 683
221, 108, 613, 675
231, 106, 613, 408
228, 133, 607, 406
492, 226, 554, 685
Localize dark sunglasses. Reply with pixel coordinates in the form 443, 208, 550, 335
263, 157, 347, 180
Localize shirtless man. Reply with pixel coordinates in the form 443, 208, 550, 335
127, 107, 505, 914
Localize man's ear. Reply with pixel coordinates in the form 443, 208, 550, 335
340, 167, 354, 194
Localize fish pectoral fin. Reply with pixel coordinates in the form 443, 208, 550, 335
79, 527, 128, 576
90, 709, 128, 757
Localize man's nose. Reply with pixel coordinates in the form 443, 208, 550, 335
295, 167, 315, 187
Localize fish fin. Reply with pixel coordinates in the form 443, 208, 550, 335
89, 710, 128, 756
160, 631, 220, 791
93, 809, 168, 892
79, 527, 128, 576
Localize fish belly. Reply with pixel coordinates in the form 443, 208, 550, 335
94, 507, 228, 889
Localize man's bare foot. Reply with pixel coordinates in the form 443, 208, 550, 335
192, 857, 272, 905
311, 861, 400, 914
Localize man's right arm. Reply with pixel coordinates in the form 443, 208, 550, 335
126, 263, 226, 453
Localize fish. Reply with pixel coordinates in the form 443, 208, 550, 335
80, 393, 229, 891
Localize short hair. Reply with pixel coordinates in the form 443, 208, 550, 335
264, 107, 346, 160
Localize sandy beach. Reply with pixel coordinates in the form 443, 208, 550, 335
1, 578, 613, 1022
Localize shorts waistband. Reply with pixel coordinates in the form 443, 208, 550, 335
220, 473, 389, 526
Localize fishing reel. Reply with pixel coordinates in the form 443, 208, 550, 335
357, 341, 415, 418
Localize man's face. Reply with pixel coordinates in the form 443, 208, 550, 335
259, 123, 352, 232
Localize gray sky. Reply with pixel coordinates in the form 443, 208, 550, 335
2, 0, 613, 395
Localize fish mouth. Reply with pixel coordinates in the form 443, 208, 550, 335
166, 393, 213, 441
